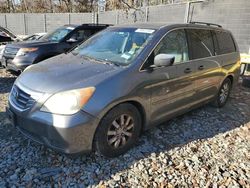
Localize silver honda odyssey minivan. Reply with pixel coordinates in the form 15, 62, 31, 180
7, 22, 241, 157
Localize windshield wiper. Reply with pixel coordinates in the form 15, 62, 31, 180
80, 55, 121, 67
104, 60, 121, 67
81, 55, 95, 62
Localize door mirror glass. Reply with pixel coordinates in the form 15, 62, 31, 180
66, 38, 77, 43
153, 54, 175, 67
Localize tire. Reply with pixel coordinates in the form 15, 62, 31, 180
212, 78, 232, 108
94, 103, 142, 158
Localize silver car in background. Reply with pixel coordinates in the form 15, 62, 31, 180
7, 22, 241, 157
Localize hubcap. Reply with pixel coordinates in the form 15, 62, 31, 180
219, 82, 230, 104
107, 114, 134, 149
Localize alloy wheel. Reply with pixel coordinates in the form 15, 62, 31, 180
107, 114, 134, 148
219, 82, 230, 104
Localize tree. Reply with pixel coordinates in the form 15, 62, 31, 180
0, 0, 199, 13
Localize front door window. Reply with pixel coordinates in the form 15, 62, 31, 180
142, 29, 189, 69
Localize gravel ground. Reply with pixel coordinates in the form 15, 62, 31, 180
0, 68, 249, 188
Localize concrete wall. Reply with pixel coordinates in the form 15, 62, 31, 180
25, 14, 46, 34
0, 0, 249, 53
0, 13, 94, 34
147, 4, 186, 23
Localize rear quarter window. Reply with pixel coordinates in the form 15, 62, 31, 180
213, 30, 236, 55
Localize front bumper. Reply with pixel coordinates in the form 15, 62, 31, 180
2, 56, 34, 72
6, 104, 99, 154
5, 61, 29, 72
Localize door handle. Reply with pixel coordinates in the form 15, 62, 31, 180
184, 68, 192, 73
198, 65, 204, 70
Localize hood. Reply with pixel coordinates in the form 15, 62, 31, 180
7, 40, 58, 48
16, 53, 121, 94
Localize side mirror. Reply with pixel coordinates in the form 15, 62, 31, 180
66, 38, 77, 43
153, 54, 175, 67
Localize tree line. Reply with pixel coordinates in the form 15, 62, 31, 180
0, 0, 192, 13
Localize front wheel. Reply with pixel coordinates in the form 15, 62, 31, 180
94, 103, 142, 158
213, 78, 232, 107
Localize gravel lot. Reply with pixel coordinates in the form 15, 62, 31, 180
0, 68, 249, 187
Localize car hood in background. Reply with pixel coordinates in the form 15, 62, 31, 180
0, 26, 18, 39
7, 40, 58, 48
16, 53, 121, 94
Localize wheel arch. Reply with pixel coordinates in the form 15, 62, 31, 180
226, 74, 234, 85
125, 100, 147, 132
219, 74, 234, 89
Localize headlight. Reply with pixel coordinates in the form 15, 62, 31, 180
41, 87, 95, 115
16, 48, 38, 56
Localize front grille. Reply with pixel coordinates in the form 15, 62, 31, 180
4, 47, 19, 57
10, 86, 35, 110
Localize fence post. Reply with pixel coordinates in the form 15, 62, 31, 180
44, 14, 47, 32
145, 6, 149, 22
24, 14, 27, 35
96, 12, 99, 24
4, 14, 7, 28
116, 11, 119, 24
185, 1, 205, 23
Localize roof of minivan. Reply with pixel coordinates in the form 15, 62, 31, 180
112, 23, 226, 31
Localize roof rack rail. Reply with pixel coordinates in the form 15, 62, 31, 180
189, 21, 222, 28
81, 23, 111, 27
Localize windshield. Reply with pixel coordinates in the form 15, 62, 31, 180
41, 26, 74, 42
72, 28, 155, 66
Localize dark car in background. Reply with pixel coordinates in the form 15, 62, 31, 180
7, 22, 241, 157
2, 24, 110, 72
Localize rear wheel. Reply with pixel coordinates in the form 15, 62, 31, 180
94, 103, 142, 158
213, 78, 232, 107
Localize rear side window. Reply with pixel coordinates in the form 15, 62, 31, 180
70, 29, 95, 42
213, 31, 236, 55
186, 29, 214, 60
